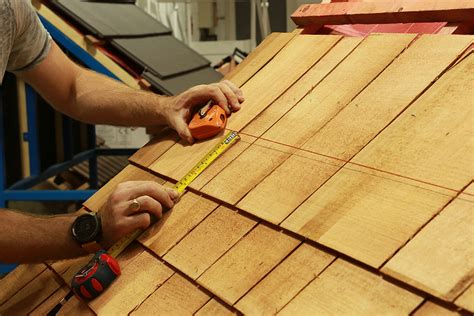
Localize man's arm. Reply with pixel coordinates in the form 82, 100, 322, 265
0, 181, 177, 263
17, 42, 244, 143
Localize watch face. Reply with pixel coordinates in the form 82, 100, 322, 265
72, 214, 100, 244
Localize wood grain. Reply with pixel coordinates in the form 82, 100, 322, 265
201, 139, 294, 205
302, 35, 474, 161
128, 128, 179, 168
282, 165, 454, 268
0, 268, 63, 315
57, 296, 95, 316
382, 190, 474, 301
227, 35, 342, 131
243, 37, 362, 137
189, 133, 257, 190
131, 273, 210, 315
149, 135, 224, 181
83, 164, 166, 212
279, 259, 422, 315
198, 224, 300, 305
225, 32, 296, 88
195, 299, 235, 316
455, 284, 474, 313
164, 206, 256, 279
291, 1, 474, 26
238, 150, 343, 224
29, 286, 70, 316
413, 301, 459, 316
0, 263, 46, 305
264, 34, 416, 148
139, 192, 219, 256
90, 250, 174, 315
351, 54, 474, 192
235, 243, 334, 315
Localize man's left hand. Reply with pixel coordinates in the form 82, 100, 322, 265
162, 80, 244, 144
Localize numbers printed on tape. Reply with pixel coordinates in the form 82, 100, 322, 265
108, 131, 240, 258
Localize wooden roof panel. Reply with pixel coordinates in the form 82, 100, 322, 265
243, 36, 362, 137
282, 164, 454, 268
301, 35, 473, 161
263, 34, 416, 148
198, 224, 300, 305
279, 259, 423, 315
382, 185, 474, 301
2, 31, 473, 314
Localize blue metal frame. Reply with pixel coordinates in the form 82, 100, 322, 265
0, 14, 138, 273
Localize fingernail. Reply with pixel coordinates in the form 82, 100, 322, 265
169, 190, 179, 199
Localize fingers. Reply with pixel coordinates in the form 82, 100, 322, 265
119, 181, 175, 209
219, 82, 241, 113
128, 212, 152, 230
126, 195, 163, 219
172, 116, 194, 144
223, 80, 245, 104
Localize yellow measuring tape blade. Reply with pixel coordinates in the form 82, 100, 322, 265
108, 131, 240, 257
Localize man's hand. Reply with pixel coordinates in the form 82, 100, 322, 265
99, 181, 178, 248
163, 80, 245, 144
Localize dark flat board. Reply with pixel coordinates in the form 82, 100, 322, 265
143, 67, 223, 96
52, 0, 170, 38
112, 36, 211, 79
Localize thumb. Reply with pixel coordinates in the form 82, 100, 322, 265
172, 117, 194, 144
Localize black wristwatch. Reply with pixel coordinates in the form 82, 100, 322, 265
71, 213, 102, 253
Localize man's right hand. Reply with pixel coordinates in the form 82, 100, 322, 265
99, 181, 178, 248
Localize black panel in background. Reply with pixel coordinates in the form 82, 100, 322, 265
37, 95, 57, 172
111, 36, 211, 79
269, 0, 287, 32
1, 73, 22, 187
235, 1, 251, 41
236, 0, 287, 43
143, 67, 223, 96
51, 0, 171, 38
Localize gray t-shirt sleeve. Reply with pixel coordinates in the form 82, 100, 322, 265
7, 0, 51, 72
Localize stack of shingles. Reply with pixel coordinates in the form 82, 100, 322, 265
49, 0, 222, 95
1, 30, 474, 316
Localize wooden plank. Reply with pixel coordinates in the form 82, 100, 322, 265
224, 32, 296, 88
237, 150, 343, 224
282, 165, 454, 268
413, 301, 460, 316
243, 37, 362, 137
149, 135, 224, 181
57, 296, 95, 316
89, 250, 174, 315
0, 263, 46, 305
195, 299, 235, 316
139, 192, 219, 256
279, 259, 422, 315
302, 35, 474, 161
201, 139, 294, 205
227, 35, 342, 132
235, 243, 334, 315
131, 273, 210, 315
189, 133, 257, 190
291, 1, 474, 26
198, 224, 300, 305
29, 286, 70, 316
382, 188, 474, 301
128, 128, 179, 168
455, 284, 474, 313
352, 53, 474, 192
0, 268, 63, 315
164, 206, 256, 279
263, 34, 416, 148
83, 164, 166, 212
